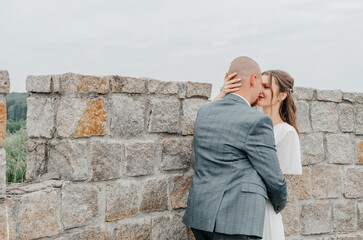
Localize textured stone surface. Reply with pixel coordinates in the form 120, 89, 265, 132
178, 82, 187, 98
18, 190, 61, 239
90, 139, 122, 181
344, 92, 363, 103
56, 97, 86, 137
358, 141, 363, 164
105, 182, 138, 222
61, 183, 99, 230
6, 180, 63, 195
162, 137, 194, 170
52, 74, 61, 92
110, 95, 145, 137
296, 100, 311, 133
0, 102, 6, 147
0, 70, 10, 93
140, 179, 168, 213
317, 89, 343, 102
25, 139, 47, 180
186, 81, 212, 99
301, 202, 333, 235
75, 98, 107, 138
312, 164, 343, 199
300, 133, 325, 165
151, 213, 189, 240
110, 75, 146, 93
56, 97, 106, 138
355, 105, 363, 135
281, 203, 300, 236
48, 139, 91, 181
293, 87, 315, 100
326, 134, 355, 164
285, 167, 311, 201
345, 168, 363, 198
334, 202, 358, 232
26, 75, 52, 93
336, 236, 361, 240
0, 149, 5, 198
171, 171, 193, 209
27, 96, 55, 138
339, 103, 355, 132
61, 226, 107, 240
148, 98, 180, 133
147, 78, 179, 95
59, 73, 110, 94
311, 102, 339, 132
125, 141, 154, 176
114, 221, 151, 240
0, 198, 16, 240
182, 98, 209, 135
358, 202, 363, 229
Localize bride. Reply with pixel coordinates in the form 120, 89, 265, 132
212, 69, 302, 240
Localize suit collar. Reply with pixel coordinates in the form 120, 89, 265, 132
225, 93, 251, 107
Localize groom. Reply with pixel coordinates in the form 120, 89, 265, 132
182, 56, 287, 240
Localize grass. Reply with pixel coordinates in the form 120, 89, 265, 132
4, 126, 27, 183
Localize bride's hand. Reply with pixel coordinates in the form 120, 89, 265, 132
221, 72, 242, 96
211, 72, 242, 102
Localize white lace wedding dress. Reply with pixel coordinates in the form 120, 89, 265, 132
261, 122, 302, 240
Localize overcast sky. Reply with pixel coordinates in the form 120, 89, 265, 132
1, 0, 363, 98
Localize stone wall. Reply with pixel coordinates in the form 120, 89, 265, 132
0, 70, 10, 201
0, 72, 362, 239
1, 73, 211, 240
283, 87, 363, 240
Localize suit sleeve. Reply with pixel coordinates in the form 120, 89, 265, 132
245, 115, 288, 213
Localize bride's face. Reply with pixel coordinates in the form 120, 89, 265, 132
258, 74, 280, 108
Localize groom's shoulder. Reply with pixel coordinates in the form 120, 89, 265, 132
245, 108, 273, 127
245, 107, 267, 120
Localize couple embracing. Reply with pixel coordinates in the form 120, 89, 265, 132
182, 56, 302, 240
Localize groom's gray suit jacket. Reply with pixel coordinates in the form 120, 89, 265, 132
182, 93, 288, 238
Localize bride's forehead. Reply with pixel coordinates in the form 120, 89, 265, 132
261, 75, 270, 84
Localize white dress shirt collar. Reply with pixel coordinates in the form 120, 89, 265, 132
230, 93, 251, 107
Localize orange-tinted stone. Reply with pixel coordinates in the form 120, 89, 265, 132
358, 142, 363, 164
77, 75, 109, 94
75, 99, 107, 138
59, 73, 110, 94
171, 172, 193, 209
0, 103, 6, 147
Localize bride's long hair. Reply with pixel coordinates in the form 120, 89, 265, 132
262, 70, 299, 135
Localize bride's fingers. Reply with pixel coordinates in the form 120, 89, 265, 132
225, 78, 241, 84
225, 83, 242, 89
225, 87, 240, 93
224, 72, 228, 80
225, 72, 237, 81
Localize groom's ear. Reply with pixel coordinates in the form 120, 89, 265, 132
249, 75, 257, 87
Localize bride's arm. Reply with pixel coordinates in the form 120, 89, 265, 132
211, 72, 242, 102
277, 130, 302, 175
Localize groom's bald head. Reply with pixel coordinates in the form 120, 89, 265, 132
228, 56, 261, 84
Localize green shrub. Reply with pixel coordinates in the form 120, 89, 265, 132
6, 119, 26, 133
4, 127, 28, 182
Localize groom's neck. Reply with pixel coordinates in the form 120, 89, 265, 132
233, 89, 253, 105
